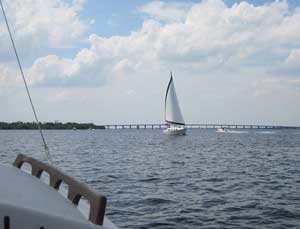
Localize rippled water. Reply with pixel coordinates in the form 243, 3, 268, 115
1, 129, 300, 228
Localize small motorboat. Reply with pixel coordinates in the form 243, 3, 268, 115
216, 128, 227, 133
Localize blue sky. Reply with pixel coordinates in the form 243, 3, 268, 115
0, 0, 300, 125
79, 0, 299, 37
80, 0, 200, 36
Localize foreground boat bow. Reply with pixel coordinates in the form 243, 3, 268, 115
0, 154, 116, 229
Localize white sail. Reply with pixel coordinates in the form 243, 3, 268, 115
165, 73, 185, 125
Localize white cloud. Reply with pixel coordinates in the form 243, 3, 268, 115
286, 49, 300, 66
25, 0, 300, 87
254, 77, 300, 97
0, 0, 88, 60
0, 64, 20, 97
26, 49, 107, 87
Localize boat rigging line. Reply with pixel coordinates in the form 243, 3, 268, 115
0, 0, 53, 164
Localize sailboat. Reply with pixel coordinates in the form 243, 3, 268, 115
163, 72, 187, 135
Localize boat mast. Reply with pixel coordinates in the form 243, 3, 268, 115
0, 0, 52, 163
165, 72, 173, 125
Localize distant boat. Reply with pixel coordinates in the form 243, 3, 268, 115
216, 128, 227, 133
163, 72, 186, 135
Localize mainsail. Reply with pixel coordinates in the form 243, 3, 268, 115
165, 73, 185, 125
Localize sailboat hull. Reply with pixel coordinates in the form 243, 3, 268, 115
163, 126, 186, 135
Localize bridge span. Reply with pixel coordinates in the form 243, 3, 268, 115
100, 124, 298, 130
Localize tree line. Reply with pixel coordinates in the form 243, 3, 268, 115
0, 122, 105, 130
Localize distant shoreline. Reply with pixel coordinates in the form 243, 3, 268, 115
0, 122, 105, 130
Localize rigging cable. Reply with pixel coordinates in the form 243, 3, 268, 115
0, 0, 53, 164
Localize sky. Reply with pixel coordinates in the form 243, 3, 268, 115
0, 0, 299, 125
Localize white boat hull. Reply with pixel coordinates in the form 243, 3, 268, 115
163, 126, 186, 135
216, 128, 227, 133
0, 155, 118, 229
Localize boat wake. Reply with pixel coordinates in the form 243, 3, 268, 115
256, 131, 274, 134
216, 128, 248, 134
226, 130, 248, 134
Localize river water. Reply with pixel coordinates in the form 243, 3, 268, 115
1, 129, 300, 228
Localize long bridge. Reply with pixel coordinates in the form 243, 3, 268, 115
100, 124, 298, 130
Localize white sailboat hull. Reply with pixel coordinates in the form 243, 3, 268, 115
163, 126, 186, 135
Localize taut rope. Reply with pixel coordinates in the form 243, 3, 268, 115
0, 0, 53, 163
